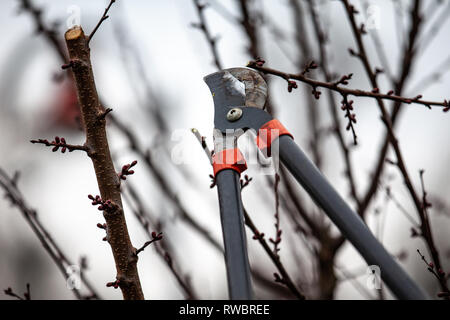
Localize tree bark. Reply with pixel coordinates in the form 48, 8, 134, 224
65, 26, 144, 300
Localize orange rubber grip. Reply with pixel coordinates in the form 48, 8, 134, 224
212, 148, 247, 176
256, 119, 293, 157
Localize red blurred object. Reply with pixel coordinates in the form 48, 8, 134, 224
47, 78, 81, 131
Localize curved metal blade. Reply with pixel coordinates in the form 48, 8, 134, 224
204, 67, 268, 110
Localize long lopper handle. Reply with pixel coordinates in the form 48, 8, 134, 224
215, 168, 253, 299
277, 134, 428, 300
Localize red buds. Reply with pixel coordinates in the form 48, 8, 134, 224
255, 57, 265, 67
311, 87, 321, 99
88, 194, 102, 205
30, 136, 86, 153
287, 80, 298, 93
106, 280, 120, 289
152, 231, 163, 241
336, 73, 353, 86
302, 61, 318, 75
252, 232, 265, 240
118, 160, 138, 181
269, 229, 282, 250
88, 195, 117, 213
61, 60, 74, 70
97, 223, 106, 229
443, 100, 449, 112
135, 232, 164, 255
341, 97, 357, 144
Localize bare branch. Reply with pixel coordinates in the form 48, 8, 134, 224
247, 61, 449, 110
65, 26, 143, 300
30, 136, 88, 154
191, 128, 213, 164
135, 232, 163, 255
87, 0, 117, 46
3, 284, 31, 300
191, 0, 223, 69
269, 174, 282, 257
306, 0, 361, 207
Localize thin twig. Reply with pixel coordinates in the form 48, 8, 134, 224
356, 0, 424, 217
3, 284, 31, 300
17, 0, 67, 62
243, 207, 305, 300
135, 232, 163, 255
269, 174, 282, 257
236, 0, 275, 114
341, 1, 449, 297
417, 171, 450, 296
416, 249, 449, 297
289, 0, 323, 166
191, 128, 213, 164
306, 0, 361, 207
191, 0, 223, 69
87, 0, 116, 46
247, 61, 449, 110
30, 137, 88, 154
359, 0, 394, 81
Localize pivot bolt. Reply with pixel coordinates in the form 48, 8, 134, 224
226, 108, 243, 122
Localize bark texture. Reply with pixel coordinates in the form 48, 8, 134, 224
65, 26, 144, 300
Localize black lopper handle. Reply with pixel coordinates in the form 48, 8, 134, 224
277, 134, 428, 300
215, 168, 253, 300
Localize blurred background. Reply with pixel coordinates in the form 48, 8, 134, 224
0, 0, 449, 300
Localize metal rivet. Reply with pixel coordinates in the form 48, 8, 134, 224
226, 108, 243, 122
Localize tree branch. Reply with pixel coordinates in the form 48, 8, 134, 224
247, 61, 449, 110
64, 26, 143, 300
4, 284, 30, 300
357, 0, 424, 216
306, 0, 361, 207
135, 232, 163, 255
191, 0, 223, 69
87, 0, 116, 46
30, 136, 89, 154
